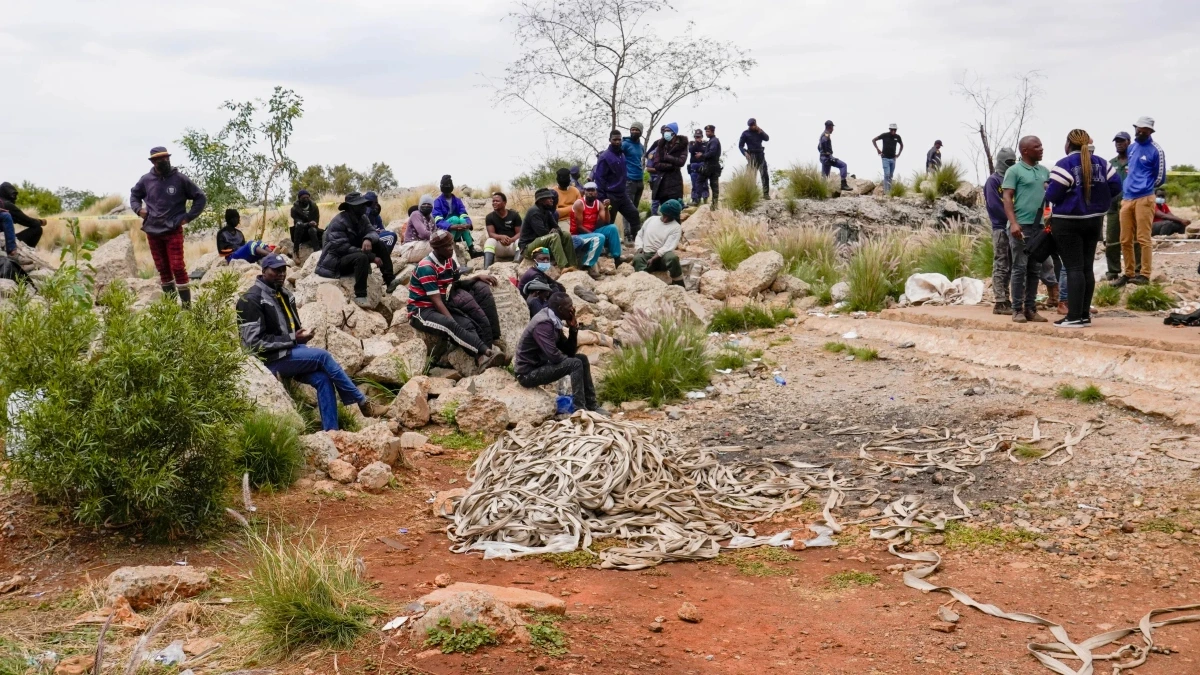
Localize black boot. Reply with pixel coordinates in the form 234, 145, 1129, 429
483, 252, 495, 268
162, 283, 177, 301
177, 285, 192, 308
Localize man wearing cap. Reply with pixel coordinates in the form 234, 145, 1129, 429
701, 125, 722, 208
290, 189, 323, 254
218, 209, 273, 263
818, 121, 851, 192
595, 129, 642, 243
130, 146, 207, 307
518, 247, 567, 315
514, 292, 608, 416
363, 191, 397, 254
1105, 132, 1134, 279
738, 118, 770, 196
621, 122, 647, 238
432, 175, 477, 254
571, 181, 621, 275
926, 140, 943, 173
872, 124, 904, 193
237, 254, 379, 431
1114, 117, 1166, 287
315, 192, 399, 307
688, 128, 710, 206
632, 199, 684, 286
520, 189, 578, 269
483, 191, 522, 268
569, 165, 584, 191
984, 147, 1018, 314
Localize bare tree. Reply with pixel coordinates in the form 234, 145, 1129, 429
955, 70, 1043, 182
496, 0, 755, 153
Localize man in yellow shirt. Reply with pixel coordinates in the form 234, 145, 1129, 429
553, 168, 582, 227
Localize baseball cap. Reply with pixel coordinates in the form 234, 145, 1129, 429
1113, 131, 1132, 142
1134, 116, 1155, 131
260, 253, 287, 270
825, 120, 834, 126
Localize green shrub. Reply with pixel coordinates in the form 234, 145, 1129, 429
704, 221, 761, 270
599, 314, 711, 407
1092, 283, 1121, 307
239, 410, 305, 491
772, 227, 835, 271
429, 431, 487, 451
888, 182, 908, 198
792, 253, 841, 306
911, 171, 928, 193
712, 348, 748, 370
921, 184, 938, 204
0, 272, 250, 537
724, 166, 762, 213
823, 342, 875, 360
246, 529, 379, 657
845, 238, 912, 312
783, 163, 829, 201
708, 304, 794, 332
969, 234, 994, 279
826, 570, 879, 589
527, 612, 569, 657
823, 341, 847, 353
440, 399, 461, 427
1076, 384, 1105, 403
1126, 284, 1174, 311
1056, 383, 1079, 400
916, 232, 975, 280
14, 181, 62, 216
425, 618, 499, 654
784, 197, 799, 216
931, 162, 964, 196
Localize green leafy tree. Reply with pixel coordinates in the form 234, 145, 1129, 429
54, 188, 101, 213
511, 156, 590, 191
14, 181, 62, 216
360, 162, 398, 193
291, 165, 332, 197
327, 164, 363, 195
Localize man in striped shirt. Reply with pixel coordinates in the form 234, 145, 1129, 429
407, 230, 508, 369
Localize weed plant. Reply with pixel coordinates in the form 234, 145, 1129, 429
1126, 284, 1174, 311
724, 166, 763, 213
969, 234, 994, 278
845, 237, 913, 312
703, 219, 764, 270
599, 314, 711, 407
888, 182, 908, 198
528, 612, 569, 657
826, 571, 879, 589
429, 431, 487, 452
1060, 383, 1105, 403
783, 163, 829, 201
239, 410, 305, 491
708, 304, 795, 332
916, 232, 975, 280
931, 162, 964, 196
1092, 283, 1121, 307
425, 619, 499, 654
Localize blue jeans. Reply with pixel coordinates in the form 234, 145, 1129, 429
266, 346, 365, 431
881, 158, 896, 191
0, 212, 14, 254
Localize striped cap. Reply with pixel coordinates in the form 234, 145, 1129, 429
149, 146, 170, 159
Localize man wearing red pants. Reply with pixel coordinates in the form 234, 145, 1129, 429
130, 146, 207, 306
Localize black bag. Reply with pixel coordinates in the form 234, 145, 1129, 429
1165, 308, 1200, 326
1025, 225, 1056, 263
0, 257, 30, 284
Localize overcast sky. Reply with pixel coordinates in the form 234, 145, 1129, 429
4, 0, 1199, 200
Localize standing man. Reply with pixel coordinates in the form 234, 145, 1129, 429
130, 146, 207, 307
568, 165, 585, 191
984, 147, 1017, 314
315, 192, 399, 307
594, 129, 641, 243
702, 125, 722, 208
926, 140, 943, 173
621, 122, 646, 241
688, 129, 710, 206
1104, 132, 1132, 280
0, 182, 47, 247
871, 124, 904, 193
1115, 117, 1166, 287
1002, 136, 1050, 324
738, 118, 770, 197
632, 199, 684, 286
483, 191, 521, 268
818, 121, 851, 192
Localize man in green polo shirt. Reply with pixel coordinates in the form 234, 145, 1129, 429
1105, 131, 1135, 280
1002, 135, 1051, 323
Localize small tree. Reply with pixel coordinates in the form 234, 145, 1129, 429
497, 0, 755, 152
54, 188, 101, 213
955, 70, 1043, 182
291, 165, 332, 197
14, 181, 63, 216
360, 162, 398, 193
327, 164, 363, 195
511, 155, 591, 191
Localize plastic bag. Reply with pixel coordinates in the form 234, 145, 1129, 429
903, 273, 984, 306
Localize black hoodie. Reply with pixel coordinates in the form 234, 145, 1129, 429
0, 182, 44, 229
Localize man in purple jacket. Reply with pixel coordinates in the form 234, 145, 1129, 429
514, 292, 608, 416
593, 130, 641, 243
130, 146, 207, 306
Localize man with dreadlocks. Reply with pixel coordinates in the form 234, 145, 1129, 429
1044, 129, 1124, 328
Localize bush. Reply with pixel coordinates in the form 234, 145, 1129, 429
969, 234, 994, 279
1092, 283, 1121, 307
704, 220, 762, 270
888, 182, 908, 198
246, 529, 379, 657
931, 162, 965, 196
916, 232, 975, 280
845, 238, 912, 312
425, 618, 499, 655
712, 348, 747, 370
239, 410, 305, 491
0, 272, 250, 537
783, 163, 829, 201
599, 314, 711, 406
772, 227, 835, 271
708, 304, 794, 332
14, 181, 62, 216
724, 166, 762, 213
1126, 284, 1174, 311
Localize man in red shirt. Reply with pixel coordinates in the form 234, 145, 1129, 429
570, 182, 622, 277
1151, 188, 1191, 236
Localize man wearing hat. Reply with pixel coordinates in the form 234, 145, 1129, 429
237, 254, 379, 431
1114, 117, 1166, 286
1105, 132, 1134, 279
130, 146, 207, 306
632, 199, 685, 286
570, 181, 621, 275
290, 189, 323, 255
315, 191, 399, 307
701, 125, 722, 208
519, 188, 577, 269
739, 118, 770, 196
872, 124, 904, 193
432, 175, 477, 255
926, 140, 943, 173
518, 247, 567, 316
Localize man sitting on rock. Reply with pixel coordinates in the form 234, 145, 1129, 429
515, 292, 608, 416
632, 198, 684, 286
432, 175, 477, 255
237, 254, 379, 431
397, 194, 436, 265
316, 192, 400, 307
363, 191, 398, 254
571, 182, 622, 277
519, 188, 577, 269
217, 208, 273, 263
290, 189, 323, 253
484, 191, 522, 268
407, 230, 508, 369
1152, 188, 1192, 236
519, 247, 567, 312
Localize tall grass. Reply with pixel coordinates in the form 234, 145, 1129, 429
969, 234, 994, 278
931, 162, 965, 196
845, 237, 914, 311
1126, 285, 1175, 311
916, 232, 975, 280
888, 182, 908, 198
599, 312, 711, 407
783, 163, 829, 201
708, 304, 795, 332
238, 410, 305, 491
1092, 283, 1121, 307
704, 220, 764, 269
724, 166, 763, 213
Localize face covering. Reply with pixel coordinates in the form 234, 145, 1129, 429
419, 205, 432, 217
154, 160, 171, 174
350, 203, 368, 218
556, 170, 571, 189
440, 179, 454, 195
536, 261, 552, 272
663, 131, 675, 141
1156, 197, 1166, 205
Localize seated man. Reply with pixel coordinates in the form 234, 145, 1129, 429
315, 192, 400, 306
519, 248, 567, 316
363, 191, 398, 253
484, 191, 522, 268
522, 278, 556, 318
407, 230, 508, 369
397, 195, 436, 264
217, 208, 273, 263
518, 188, 577, 269
553, 168, 583, 227
432, 174, 477, 254
514, 292, 608, 416
1152, 188, 1192, 236
571, 181, 622, 276
289, 189, 323, 252
632, 198, 684, 286
236, 254, 378, 431
0, 182, 46, 247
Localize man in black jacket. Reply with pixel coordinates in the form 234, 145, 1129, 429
237, 254, 376, 431
315, 192, 398, 306
290, 189, 323, 252
702, 125, 722, 208
0, 182, 46, 247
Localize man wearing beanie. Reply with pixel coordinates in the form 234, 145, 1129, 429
130, 146, 207, 307
290, 188, 322, 255
519, 188, 577, 269
632, 198, 684, 286
984, 147, 1017, 314
621, 122, 647, 239
217, 208, 273, 263
432, 174, 477, 255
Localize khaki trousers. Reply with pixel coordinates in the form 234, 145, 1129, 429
1119, 195, 1154, 277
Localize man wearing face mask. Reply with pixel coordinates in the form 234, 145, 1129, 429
432, 174, 477, 254
688, 129, 710, 206
594, 129, 642, 242
519, 187, 577, 269
984, 147, 1017, 314
518, 248, 567, 315
397, 194, 436, 264
553, 168, 582, 226
569, 165, 585, 191
1151, 188, 1191, 236
650, 123, 687, 205
315, 192, 399, 307
290, 189, 323, 254
363, 191, 397, 255
130, 146, 208, 307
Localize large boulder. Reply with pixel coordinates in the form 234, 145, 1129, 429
326, 328, 364, 375
345, 305, 388, 338
952, 182, 980, 208
849, 178, 877, 196
595, 272, 668, 311
726, 250, 784, 297
699, 269, 728, 300
490, 278, 530, 359
630, 284, 710, 324
188, 251, 222, 280
299, 432, 338, 470
771, 273, 811, 299
90, 233, 137, 293
357, 338, 427, 386
237, 356, 299, 421
410, 590, 529, 646
463, 369, 555, 426
105, 566, 210, 610
454, 395, 511, 435
294, 270, 384, 309
418, 583, 566, 615
328, 422, 405, 468
389, 376, 432, 428
356, 461, 393, 492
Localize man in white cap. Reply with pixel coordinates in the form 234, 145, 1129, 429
1114, 116, 1166, 287
872, 124, 904, 193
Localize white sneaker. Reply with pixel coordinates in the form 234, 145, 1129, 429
1054, 318, 1087, 329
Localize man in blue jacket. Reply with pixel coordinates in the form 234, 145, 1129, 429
621, 121, 646, 239
130, 146, 207, 307
1115, 117, 1166, 286
818, 120, 851, 192
738, 118, 770, 196
595, 129, 641, 243
432, 175, 477, 254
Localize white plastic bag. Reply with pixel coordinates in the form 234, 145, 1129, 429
903, 273, 984, 306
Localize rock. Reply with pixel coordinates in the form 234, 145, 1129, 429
649, 622, 663, 633
630, 283, 711, 324
72, 595, 148, 630
850, 178, 877, 196
929, 621, 957, 633
0, 574, 27, 594
418, 583, 567, 615
345, 306, 388, 338
491, 276, 532, 360
326, 328, 365, 375
621, 400, 649, 412
725, 251, 785, 297
596, 272, 668, 311
433, 488, 467, 518
387, 312, 419, 342
105, 566, 210, 610
401, 431, 428, 448
1104, 550, 1120, 560
327, 459, 358, 484
238, 356, 300, 422
830, 281, 850, 303
699, 269, 728, 300
952, 182, 980, 208
54, 655, 94, 675
355, 461, 393, 492
182, 637, 221, 657
434, 573, 452, 588
857, 508, 882, 519
299, 432, 339, 470
357, 338, 428, 386
1121, 522, 1136, 534
410, 590, 530, 645
328, 423, 406, 467
938, 606, 960, 623
925, 535, 946, 546
455, 395, 511, 435
390, 376, 432, 428
90, 233, 137, 293
771, 274, 811, 298
462, 369, 555, 426
677, 602, 701, 623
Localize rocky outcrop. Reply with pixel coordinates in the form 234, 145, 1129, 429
454, 395, 511, 435
238, 356, 299, 421
357, 338, 427, 386
390, 376, 432, 428
461, 369, 555, 426
410, 590, 530, 646
299, 432, 338, 470
90, 233, 138, 293
325, 328, 364, 375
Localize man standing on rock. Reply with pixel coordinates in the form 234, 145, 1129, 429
702, 125, 722, 208
1105, 132, 1133, 280
872, 124, 904, 193
632, 199, 684, 286
237, 254, 377, 431
1002, 136, 1051, 323
738, 118, 770, 197
594, 130, 641, 243
818, 121, 851, 192
130, 146, 207, 307
926, 140, 943, 173
984, 147, 1018, 314
688, 128, 710, 206
514, 292, 608, 416
1114, 117, 1166, 287
315, 192, 400, 307
620, 122, 647, 240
